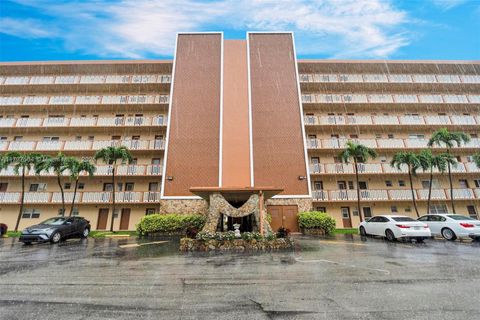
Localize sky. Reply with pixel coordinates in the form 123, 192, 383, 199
0, 0, 479, 62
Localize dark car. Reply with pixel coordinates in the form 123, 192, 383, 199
19, 217, 90, 244
0, 223, 7, 236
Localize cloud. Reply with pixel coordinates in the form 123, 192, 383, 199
5, 0, 410, 59
0, 17, 55, 39
430, 0, 467, 10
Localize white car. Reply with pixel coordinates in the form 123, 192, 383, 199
359, 215, 431, 242
417, 214, 480, 241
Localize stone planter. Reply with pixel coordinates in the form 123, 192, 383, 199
179, 238, 294, 252
301, 228, 326, 236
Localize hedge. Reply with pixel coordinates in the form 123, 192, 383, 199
298, 211, 336, 235
136, 214, 206, 235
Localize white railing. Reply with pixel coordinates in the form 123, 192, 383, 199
70, 118, 97, 126
143, 192, 161, 203
417, 189, 446, 200
24, 192, 49, 203
1, 74, 171, 85
425, 116, 450, 125
44, 118, 67, 127
450, 116, 476, 125
1, 116, 168, 128
16, 118, 42, 127
373, 116, 398, 125
8, 141, 36, 151
404, 139, 428, 148
325, 163, 354, 174
312, 190, 328, 201
388, 189, 413, 200
299, 73, 480, 84
399, 116, 424, 125
36, 141, 62, 151
376, 139, 404, 148
0, 192, 20, 203
303, 114, 478, 126
448, 189, 475, 200
301, 94, 477, 104
63, 140, 93, 151
0, 118, 16, 127
0, 95, 169, 106
466, 162, 480, 173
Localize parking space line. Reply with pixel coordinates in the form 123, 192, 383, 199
294, 257, 390, 275
319, 240, 366, 246
119, 241, 168, 248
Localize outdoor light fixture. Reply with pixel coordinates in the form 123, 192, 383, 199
167, 176, 174, 181
298, 176, 306, 180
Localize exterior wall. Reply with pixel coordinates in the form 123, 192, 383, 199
248, 33, 309, 195
163, 33, 222, 196
159, 199, 208, 215
222, 40, 251, 187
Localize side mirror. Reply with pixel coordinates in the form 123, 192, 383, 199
65, 221, 72, 225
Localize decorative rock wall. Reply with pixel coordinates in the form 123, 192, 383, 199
159, 199, 208, 215
266, 198, 312, 213
179, 238, 294, 252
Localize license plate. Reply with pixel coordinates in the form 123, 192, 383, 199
414, 227, 422, 230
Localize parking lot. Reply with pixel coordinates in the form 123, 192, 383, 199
0, 235, 479, 320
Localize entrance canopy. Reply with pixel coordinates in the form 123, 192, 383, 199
190, 187, 283, 201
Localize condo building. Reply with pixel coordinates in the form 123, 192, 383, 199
0, 32, 479, 231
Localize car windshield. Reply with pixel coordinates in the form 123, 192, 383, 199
392, 217, 416, 222
40, 217, 67, 225
447, 215, 475, 221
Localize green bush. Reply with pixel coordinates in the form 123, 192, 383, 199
136, 214, 206, 235
298, 211, 336, 235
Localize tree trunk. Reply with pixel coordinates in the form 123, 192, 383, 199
110, 165, 116, 232
447, 161, 455, 214
69, 178, 79, 217
354, 159, 363, 223
14, 168, 26, 232
57, 174, 65, 216
408, 167, 419, 217
427, 168, 433, 215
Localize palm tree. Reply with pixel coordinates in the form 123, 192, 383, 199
391, 152, 421, 217
65, 158, 96, 216
418, 150, 456, 215
428, 128, 471, 213
94, 146, 132, 232
0, 152, 44, 231
339, 141, 377, 222
474, 152, 480, 169
35, 153, 69, 216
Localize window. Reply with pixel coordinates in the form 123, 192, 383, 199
459, 179, 469, 189
363, 207, 372, 218
149, 182, 159, 191
430, 203, 448, 214
315, 207, 326, 212
391, 206, 398, 213
405, 207, 411, 213
22, 209, 40, 219
387, 134, 394, 139
146, 208, 156, 215
467, 206, 478, 219
78, 183, 85, 190
64, 183, 71, 190
313, 181, 323, 190
125, 183, 135, 191
29, 183, 47, 192
399, 180, 406, 187
341, 207, 350, 219
474, 180, 480, 188
71, 208, 79, 216
348, 181, 355, 190
58, 208, 66, 216
379, 156, 387, 163
385, 181, 392, 187
358, 181, 368, 190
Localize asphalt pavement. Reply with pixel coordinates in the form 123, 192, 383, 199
0, 235, 479, 320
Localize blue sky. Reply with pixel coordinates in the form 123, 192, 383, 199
0, 0, 479, 61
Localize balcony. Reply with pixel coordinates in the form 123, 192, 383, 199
1, 74, 171, 85
307, 138, 480, 150
0, 116, 168, 129
1, 164, 163, 177
299, 73, 480, 84
310, 188, 480, 202
303, 115, 479, 127
0, 95, 169, 106
0, 191, 160, 204
0, 139, 165, 152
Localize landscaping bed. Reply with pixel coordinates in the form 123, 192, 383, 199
180, 237, 294, 252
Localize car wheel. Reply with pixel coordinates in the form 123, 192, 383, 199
385, 229, 396, 242
441, 228, 457, 241
359, 226, 367, 236
50, 231, 62, 244
81, 228, 89, 238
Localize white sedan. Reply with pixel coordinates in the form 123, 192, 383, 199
359, 215, 431, 242
417, 214, 480, 241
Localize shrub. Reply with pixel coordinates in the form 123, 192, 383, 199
136, 214, 206, 235
298, 211, 336, 235
276, 227, 290, 238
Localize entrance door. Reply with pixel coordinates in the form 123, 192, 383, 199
97, 208, 109, 230
120, 208, 131, 230
341, 207, 352, 228
267, 205, 299, 232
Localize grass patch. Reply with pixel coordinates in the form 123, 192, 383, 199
89, 231, 138, 238
334, 228, 358, 235
3, 231, 21, 238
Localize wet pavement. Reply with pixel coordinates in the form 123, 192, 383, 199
0, 235, 479, 320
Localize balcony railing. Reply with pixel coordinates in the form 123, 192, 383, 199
299, 73, 480, 84
1, 74, 171, 85
1, 164, 163, 177
0, 139, 165, 152
0, 116, 167, 129
0, 95, 169, 106
301, 94, 480, 105
308, 162, 472, 175
306, 138, 480, 150
304, 115, 479, 127
0, 191, 161, 204
310, 188, 480, 202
